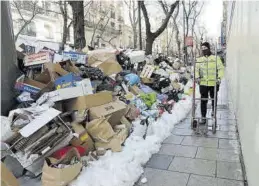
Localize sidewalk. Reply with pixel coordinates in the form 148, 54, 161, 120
137, 80, 245, 186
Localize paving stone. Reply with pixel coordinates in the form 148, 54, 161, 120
196, 147, 240, 162
217, 119, 236, 125
219, 139, 240, 150
217, 161, 243, 180
181, 136, 218, 148
159, 144, 197, 158
168, 157, 216, 176
217, 178, 244, 186
172, 128, 195, 136
207, 131, 237, 139
174, 123, 191, 129
187, 174, 244, 186
187, 174, 217, 186
218, 125, 236, 132
146, 154, 173, 170
138, 168, 189, 186
163, 135, 184, 144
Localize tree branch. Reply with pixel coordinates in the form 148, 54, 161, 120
154, 1, 179, 37
140, 1, 152, 35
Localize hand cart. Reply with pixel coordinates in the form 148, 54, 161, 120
191, 43, 218, 134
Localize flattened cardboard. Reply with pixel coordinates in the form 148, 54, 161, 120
24, 52, 51, 66
1, 162, 19, 186
89, 101, 127, 126
94, 128, 128, 152
65, 91, 113, 111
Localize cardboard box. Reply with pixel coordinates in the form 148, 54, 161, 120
58, 60, 80, 74
36, 81, 95, 105
43, 63, 70, 81
1, 162, 19, 186
41, 149, 82, 186
65, 91, 113, 111
71, 122, 85, 134
63, 51, 87, 64
94, 128, 128, 152
89, 100, 127, 126
129, 85, 143, 95
24, 52, 52, 66
86, 118, 116, 142
141, 77, 155, 84
15, 75, 47, 94
92, 61, 122, 76
54, 73, 82, 89
120, 116, 132, 131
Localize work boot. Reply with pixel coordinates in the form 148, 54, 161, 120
199, 118, 206, 124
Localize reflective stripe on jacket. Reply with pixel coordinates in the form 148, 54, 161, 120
195, 55, 224, 86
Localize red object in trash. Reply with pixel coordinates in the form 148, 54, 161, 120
51, 146, 85, 159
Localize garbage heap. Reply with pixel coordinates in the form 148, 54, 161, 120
1, 48, 193, 186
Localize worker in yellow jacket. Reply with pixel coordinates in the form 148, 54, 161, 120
195, 42, 224, 124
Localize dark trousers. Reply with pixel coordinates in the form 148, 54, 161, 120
199, 85, 219, 117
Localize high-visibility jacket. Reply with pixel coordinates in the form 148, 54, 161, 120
195, 55, 224, 86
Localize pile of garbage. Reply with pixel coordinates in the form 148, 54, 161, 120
1, 47, 193, 186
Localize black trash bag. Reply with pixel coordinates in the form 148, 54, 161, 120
179, 76, 188, 85
167, 89, 179, 102
79, 66, 104, 80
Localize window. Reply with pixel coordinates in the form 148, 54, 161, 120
111, 22, 115, 28
111, 11, 115, 19
44, 24, 53, 39
19, 21, 36, 37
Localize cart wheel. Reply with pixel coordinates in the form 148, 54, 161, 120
192, 120, 198, 129
212, 119, 217, 134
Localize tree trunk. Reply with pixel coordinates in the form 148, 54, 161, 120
145, 36, 154, 55
61, 13, 68, 50
69, 1, 86, 50
133, 26, 137, 48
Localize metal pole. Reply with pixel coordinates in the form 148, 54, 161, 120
167, 26, 169, 56
182, 1, 186, 64
138, 1, 142, 50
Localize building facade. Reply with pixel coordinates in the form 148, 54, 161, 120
11, 1, 134, 52
225, 2, 259, 186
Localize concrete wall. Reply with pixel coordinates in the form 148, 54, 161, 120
1, 1, 21, 115
226, 2, 259, 186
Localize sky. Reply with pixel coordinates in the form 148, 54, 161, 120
123, 0, 223, 40
200, 0, 223, 39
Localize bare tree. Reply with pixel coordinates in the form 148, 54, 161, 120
69, 1, 86, 50
171, 3, 181, 58
59, 1, 74, 50
140, 0, 179, 55
87, 3, 112, 47
191, 2, 204, 37
182, 0, 198, 37
124, 0, 138, 48
11, 1, 41, 42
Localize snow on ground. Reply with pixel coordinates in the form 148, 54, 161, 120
70, 84, 193, 186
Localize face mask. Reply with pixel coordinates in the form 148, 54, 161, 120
202, 49, 210, 56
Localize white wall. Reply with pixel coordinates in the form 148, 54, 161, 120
226, 2, 259, 186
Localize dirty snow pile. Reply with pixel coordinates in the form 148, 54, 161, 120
71, 83, 193, 186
